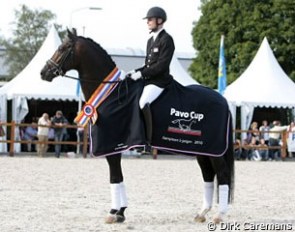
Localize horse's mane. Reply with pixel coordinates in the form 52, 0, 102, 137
79, 36, 116, 67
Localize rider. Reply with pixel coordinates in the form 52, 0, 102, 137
127, 6, 175, 152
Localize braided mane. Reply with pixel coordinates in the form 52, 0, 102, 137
80, 36, 116, 67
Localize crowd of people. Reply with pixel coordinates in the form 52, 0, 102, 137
20, 110, 84, 158
235, 119, 295, 161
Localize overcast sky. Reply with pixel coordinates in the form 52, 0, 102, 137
0, 0, 201, 54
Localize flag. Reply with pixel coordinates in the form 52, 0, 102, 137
76, 80, 81, 97
218, 35, 227, 95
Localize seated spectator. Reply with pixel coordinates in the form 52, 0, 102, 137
259, 120, 270, 145
234, 139, 242, 160
258, 138, 269, 161
241, 122, 260, 160
22, 123, 38, 152
249, 121, 260, 145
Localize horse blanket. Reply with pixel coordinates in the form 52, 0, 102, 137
90, 79, 231, 157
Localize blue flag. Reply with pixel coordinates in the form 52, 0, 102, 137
76, 80, 81, 97
218, 35, 227, 95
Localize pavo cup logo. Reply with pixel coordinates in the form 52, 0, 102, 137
168, 108, 204, 136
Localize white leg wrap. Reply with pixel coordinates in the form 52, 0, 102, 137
218, 184, 229, 214
202, 181, 214, 210
110, 184, 121, 210
120, 182, 128, 208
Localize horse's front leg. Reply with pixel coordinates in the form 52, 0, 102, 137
210, 156, 230, 224
194, 156, 215, 223
105, 153, 128, 224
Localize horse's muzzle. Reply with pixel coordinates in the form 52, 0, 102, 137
40, 64, 55, 82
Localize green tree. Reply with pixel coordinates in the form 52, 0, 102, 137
0, 5, 64, 80
190, 0, 295, 88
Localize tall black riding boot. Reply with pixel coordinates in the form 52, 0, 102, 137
142, 103, 152, 154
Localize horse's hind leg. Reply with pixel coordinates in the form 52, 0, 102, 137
105, 154, 128, 223
194, 156, 215, 223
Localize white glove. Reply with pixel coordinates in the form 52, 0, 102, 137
125, 70, 135, 78
130, 71, 142, 81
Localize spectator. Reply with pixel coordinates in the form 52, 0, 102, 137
287, 121, 295, 158
258, 138, 269, 161
0, 120, 5, 137
259, 120, 270, 145
234, 139, 242, 160
51, 110, 68, 158
22, 123, 38, 152
247, 121, 260, 145
37, 113, 51, 157
268, 120, 288, 160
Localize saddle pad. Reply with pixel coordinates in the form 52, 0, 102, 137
90, 79, 231, 157
152, 81, 231, 157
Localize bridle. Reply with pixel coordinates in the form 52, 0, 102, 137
46, 41, 74, 77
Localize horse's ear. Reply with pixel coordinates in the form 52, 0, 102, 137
71, 28, 77, 36
66, 28, 77, 41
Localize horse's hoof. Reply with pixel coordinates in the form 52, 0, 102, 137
194, 214, 206, 223
115, 214, 126, 223
212, 214, 224, 224
105, 214, 125, 224
105, 214, 116, 224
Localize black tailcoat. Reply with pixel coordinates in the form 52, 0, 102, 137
136, 29, 175, 88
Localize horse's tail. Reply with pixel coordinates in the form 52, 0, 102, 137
223, 111, 235, 203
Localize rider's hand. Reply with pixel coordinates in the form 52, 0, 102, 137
125, 70, 135, 78
130, 71, 142, 81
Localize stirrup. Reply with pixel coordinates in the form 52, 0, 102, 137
141, 144, 152, 155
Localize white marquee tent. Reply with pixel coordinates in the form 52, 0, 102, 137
0, 26, 80, 152
224, 37, 295, 133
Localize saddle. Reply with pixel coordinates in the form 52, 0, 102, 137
90, 79, 231, 157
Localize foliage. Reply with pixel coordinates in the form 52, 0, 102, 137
190, 0, 295, 88
0, 5, 65, 80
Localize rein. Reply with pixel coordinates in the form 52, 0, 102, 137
62, 73, 122, 84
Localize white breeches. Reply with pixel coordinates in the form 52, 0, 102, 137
139, 84, 164, 109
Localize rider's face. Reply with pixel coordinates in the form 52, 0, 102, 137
147, 17, 157, 30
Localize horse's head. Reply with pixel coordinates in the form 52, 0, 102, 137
41, 28, 117, 99
41, 29, 78, 82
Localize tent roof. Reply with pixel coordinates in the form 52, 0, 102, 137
0, 26, 80, 101
224, 37, 295, 108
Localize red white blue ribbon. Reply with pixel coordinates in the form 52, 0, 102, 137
74, 67, 121, 127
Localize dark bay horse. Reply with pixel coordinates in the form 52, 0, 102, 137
40, 29, 234, 224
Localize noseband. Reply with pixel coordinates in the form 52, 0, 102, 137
46, 42, 74, 77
